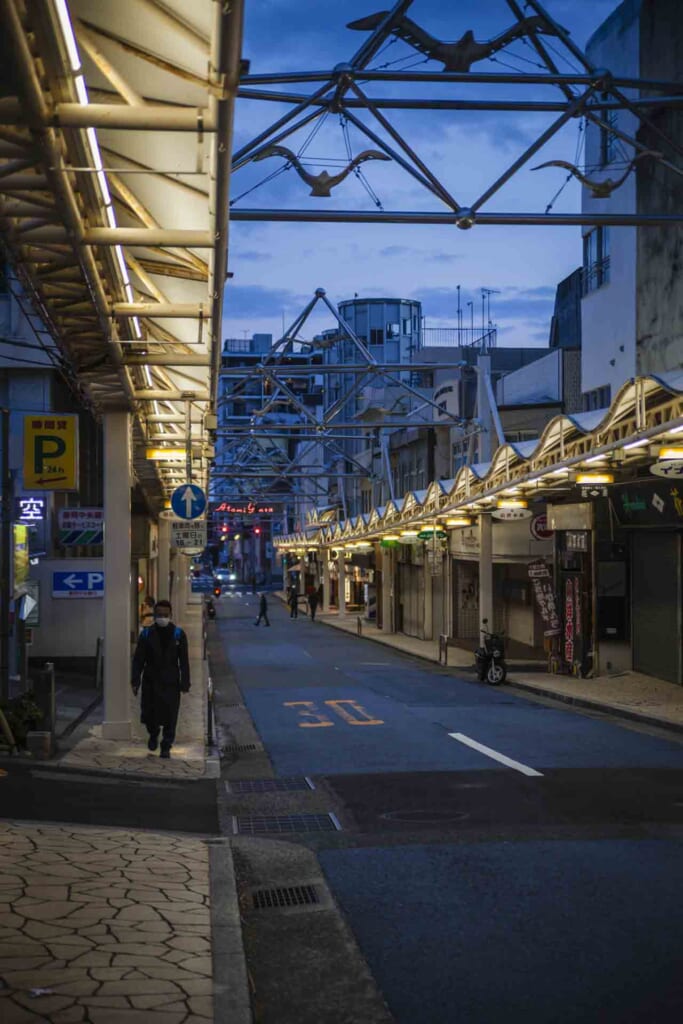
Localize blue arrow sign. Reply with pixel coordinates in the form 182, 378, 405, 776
53, 570, 104, 598
171, 483, 207, 520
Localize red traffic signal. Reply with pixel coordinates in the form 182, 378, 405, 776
254, 527, 261, 535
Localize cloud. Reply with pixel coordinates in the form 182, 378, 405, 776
223, 284, 307, 320
236, 250, 272, 262
415, 285, 556, 326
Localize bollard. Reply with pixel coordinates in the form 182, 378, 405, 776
94, 637, 104, 690
206, 675, 215, 746
357, 616, 363, 636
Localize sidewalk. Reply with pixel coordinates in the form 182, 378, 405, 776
56, 603, 214, 780
307, 604, 683, 734
0, 821, 250, 1024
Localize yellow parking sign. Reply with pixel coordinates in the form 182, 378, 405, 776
24, 414, 78, 490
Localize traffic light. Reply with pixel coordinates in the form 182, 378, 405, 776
254, 527, 261, 536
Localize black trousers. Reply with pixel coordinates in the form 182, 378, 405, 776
255, 611, 270, 626
289, 605, 298, 618
141, 683, 181, 750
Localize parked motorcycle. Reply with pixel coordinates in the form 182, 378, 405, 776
474, 619, 507, 685
206, 598, 216, 620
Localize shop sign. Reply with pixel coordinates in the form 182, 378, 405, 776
58, 508, 104, 546
16, 496, 46, 522
214, 501, 276, 514
580, 485, 608, 498
16, 578, 40, 626
13, 524, 29, 592
566, 530, 589, 552
564, 578, 575, 664
530, 514, 553, 541
649, 460, 683, 479
426, 548, 443, 576
23, 414, 78, 490
492, 507, 532, 521
614, 481, 683, 526
527, 559, 560, 636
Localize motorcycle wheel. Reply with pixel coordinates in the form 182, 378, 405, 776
486, 661, 506, 685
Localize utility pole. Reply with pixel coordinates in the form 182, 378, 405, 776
1, 408, 11, 701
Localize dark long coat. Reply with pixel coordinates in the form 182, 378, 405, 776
131, 623, 190, 730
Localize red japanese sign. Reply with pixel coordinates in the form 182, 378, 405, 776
564, 578, 575, 664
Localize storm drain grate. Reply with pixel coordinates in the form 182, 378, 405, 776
232, 813, 341, 835
252, 885, 320, 910
222, 743, 262, 754
226, 776, 315, 794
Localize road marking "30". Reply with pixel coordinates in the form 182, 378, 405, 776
284, 699, 384, 728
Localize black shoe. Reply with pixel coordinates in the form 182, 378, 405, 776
160, 748, 171, 759
147, 734, 159, 752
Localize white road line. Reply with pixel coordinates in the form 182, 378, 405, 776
448, 732, 543, 777
302, 650, 313, 658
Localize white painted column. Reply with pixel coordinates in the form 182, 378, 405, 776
321, 555, 330, 612
479, 513, 494, 636
102, 411, 132, 740
382, 547, 394, 633
157, 516, 171, 602
337, 556, 346, 615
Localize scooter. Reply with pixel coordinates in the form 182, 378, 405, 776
474, 619, 507, 685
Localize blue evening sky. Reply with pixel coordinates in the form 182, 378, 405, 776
224, 0, 623, 347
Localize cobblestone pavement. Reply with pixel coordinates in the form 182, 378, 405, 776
0, 823, 214, 1023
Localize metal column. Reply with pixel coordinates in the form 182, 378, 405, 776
321, 556, 330, 613
102, 411, 132, 740
337, 555, 346, 615
479, 514, 493, 634
382, 546, 395, 633
157, 516, 171, 603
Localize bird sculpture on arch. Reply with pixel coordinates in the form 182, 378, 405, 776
347, 10, 559, 72
532, 151, 662, 198
252, 145, 391, 197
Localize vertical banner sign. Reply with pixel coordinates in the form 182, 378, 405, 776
574, 576, 582, 644
527, 559, 560, 636
13, 524, 29, 593
23, 415, 78, 490
564, 578, 575, 665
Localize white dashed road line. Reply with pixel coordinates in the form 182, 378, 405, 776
448, 732, 543, 777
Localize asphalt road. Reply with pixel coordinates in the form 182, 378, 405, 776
0, 760, 219, 835
216, 591, 683, 1024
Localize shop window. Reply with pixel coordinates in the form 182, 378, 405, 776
599, 111, 618, 166
582, 227, 610, 294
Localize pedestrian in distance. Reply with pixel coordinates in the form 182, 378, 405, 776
255, 592, 270, 627
288, 587, 298, 618
308, 589, 319, 622
131, 600, 191, 760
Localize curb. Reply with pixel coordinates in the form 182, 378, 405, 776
208, 841, 253, 1024
0, 754, 216, 783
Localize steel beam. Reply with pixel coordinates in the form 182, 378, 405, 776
113, 302, 209, 317
220, 362, 470, 374
125, 354, 210, 365
134, 389, 210, 400
18, 227, 214, 246
0, 98, 215, 130
239, 70, 683, 91
230, 210, 683, 226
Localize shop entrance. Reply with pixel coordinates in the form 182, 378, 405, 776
632, 532, 681, 684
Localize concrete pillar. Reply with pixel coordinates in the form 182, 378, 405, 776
102, 411, 132, 740
479, 513, 493, 637
424, 560, 433, 641
382, 547, 394, 633
321, 555, 330, 612
337, 556, 346, 615
157, 516, 171, 602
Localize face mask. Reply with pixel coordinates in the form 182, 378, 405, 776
155, 617, 170, 628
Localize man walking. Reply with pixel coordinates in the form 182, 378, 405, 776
288, 586, 299, 619
307, 589, 319, 622
131, 600, 190, 759
255, 592, 270, 626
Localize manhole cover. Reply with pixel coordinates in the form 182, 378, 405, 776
380, 809, 470, 824
226, 776, 315, 794
232, 813, 341, 835
252, 885, 320, 910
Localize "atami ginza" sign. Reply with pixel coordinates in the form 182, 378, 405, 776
214, 502, 276, 514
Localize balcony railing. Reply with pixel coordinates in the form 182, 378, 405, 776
422, 326, 497, 349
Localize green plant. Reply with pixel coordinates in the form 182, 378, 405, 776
0, 691, 43, 748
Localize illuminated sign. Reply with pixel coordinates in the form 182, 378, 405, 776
16, 496, 46, 522
214, 502, 276, 514
23, 415, 78, 490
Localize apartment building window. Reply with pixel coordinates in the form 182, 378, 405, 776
600, 111, 618, 166
582, 226, 610, 294
583, 385, 612, 411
